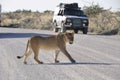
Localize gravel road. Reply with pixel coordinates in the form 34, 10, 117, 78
0, 27, 120, 80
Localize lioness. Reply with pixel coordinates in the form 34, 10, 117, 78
17, 32, 76, 64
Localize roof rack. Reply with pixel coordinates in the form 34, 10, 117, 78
58, 3, 79, 9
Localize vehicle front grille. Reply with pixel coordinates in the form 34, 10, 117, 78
72, 19, 81, 26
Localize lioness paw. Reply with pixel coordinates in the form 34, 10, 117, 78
38, 61, 43, 64
71, 60, 76, 63
55, 60, 59, 63
24, 62, 27, 64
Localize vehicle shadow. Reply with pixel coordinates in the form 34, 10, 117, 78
0, 33, 54, 38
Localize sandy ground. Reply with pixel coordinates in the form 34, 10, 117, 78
0, 27, 120, 80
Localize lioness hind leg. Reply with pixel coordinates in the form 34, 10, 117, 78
55, 50, 60, 63
32, 48, 43, 64
23, 49, 32, 64
61, 48, 76, 63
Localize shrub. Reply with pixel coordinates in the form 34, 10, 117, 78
1, 9, 120, 35
83, 3, 104, 17
1, 10, 54, 30
88, 11, 120, 34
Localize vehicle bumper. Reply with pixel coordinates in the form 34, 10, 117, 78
64, 25, 88, 30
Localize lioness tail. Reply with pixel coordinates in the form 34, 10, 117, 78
17, 56, 23, 59
17, 39, 30, 59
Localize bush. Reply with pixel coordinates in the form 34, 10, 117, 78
83, 3, 104, 17
89, 11, 120, 34
1, 10, 54, 30
1, 9, 120, 35
83, 3, 120, 35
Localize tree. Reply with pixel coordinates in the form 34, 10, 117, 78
83, 3, 104, 17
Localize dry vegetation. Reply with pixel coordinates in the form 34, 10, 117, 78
1, 10, 54, 30
1, 10, 120, 35
89, 11, 120, 35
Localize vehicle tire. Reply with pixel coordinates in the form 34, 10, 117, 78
60, 22, 66, 33
74, 30, 78, 33
53, 22, 59, 32
0, 21, 1, 27
54, 28, 59, 32
83, 28, 88, 34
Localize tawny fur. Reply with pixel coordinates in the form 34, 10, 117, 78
17, 32, 76, 64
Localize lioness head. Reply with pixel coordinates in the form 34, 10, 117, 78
64, 32, 74, 44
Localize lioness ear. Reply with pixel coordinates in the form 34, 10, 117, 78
72, 32, 74, 35
57, 32, 64, 39
64, 32, 68, 35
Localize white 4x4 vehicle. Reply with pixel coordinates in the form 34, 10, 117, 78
53, 3, 89, 34
0, 4, 1, 26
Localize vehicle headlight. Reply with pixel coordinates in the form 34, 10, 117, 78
83, 19, 88, 26
66, 18, 72, 23
83, 20, 87, 23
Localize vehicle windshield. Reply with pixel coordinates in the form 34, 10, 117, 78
64, 9, 84, 16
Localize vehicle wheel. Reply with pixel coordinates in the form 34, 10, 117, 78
0, 21, 1, 27
74, 30, 78, 33
83, 28, 88, 34
60, 22, 66, 33
54, 28, 59, 32
53, 22, 58, 32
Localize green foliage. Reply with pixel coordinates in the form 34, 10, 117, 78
43, 10, 54, 14
14, 9, 32, 13
83, 3, 104, 17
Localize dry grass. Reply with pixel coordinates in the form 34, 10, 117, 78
1, 11, 54, 30
1, 11, 120, 35
88, 11, 120, 35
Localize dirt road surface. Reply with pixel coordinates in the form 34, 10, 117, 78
0, 27, 120, 80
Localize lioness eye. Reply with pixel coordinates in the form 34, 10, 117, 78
69, 34, 72, 36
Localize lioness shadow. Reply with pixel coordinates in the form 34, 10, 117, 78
28, 62, 119, 66
46, 62, 113, 66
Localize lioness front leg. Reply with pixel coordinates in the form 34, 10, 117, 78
55, 50, 60, 63
32, 48, 43, 64
60, 48, 76, 63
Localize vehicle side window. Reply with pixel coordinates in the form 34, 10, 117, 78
58, 10, 63, 16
